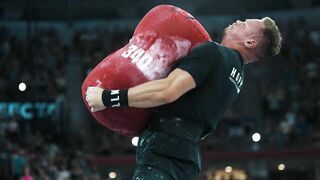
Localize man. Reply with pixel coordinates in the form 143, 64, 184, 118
86, 17, 282, 180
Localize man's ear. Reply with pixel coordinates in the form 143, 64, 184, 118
244, 39, 257, 49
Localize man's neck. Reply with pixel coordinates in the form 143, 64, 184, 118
221, 41, 252, 65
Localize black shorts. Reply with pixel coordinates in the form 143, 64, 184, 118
132, 160, 174, 180
133, 130, 200, 180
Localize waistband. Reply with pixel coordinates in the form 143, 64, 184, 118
148, 116, 204, 142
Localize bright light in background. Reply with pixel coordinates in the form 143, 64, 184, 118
109, 171, 117, 179
252, 132, 261, 142
131, 137, 139, 146
278, 163, 285, 171
18, 82, 27, 92
225, 166, 232, 173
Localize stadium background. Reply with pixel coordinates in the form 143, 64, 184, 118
0, 0, 319, 179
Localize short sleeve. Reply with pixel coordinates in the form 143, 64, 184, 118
176, 43, 214, 86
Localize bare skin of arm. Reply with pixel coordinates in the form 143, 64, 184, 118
86, 68, 196, 111
128, 68, 196, 108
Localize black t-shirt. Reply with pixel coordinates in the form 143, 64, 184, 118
157, 41, 244, 134
145, 41, 245, 169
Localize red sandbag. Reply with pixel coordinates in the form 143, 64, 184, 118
81, 5, 211, 136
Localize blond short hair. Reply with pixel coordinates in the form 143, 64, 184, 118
258, 17, 282, 59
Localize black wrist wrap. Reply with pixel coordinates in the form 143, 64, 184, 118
102, 89, 128, 108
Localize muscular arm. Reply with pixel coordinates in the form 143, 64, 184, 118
86, 43, 212, 112
128, 68, 196, 108
85, 68, 196, 112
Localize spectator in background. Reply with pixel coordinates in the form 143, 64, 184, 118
20, 165, 33, 180
11, 149, 27, 179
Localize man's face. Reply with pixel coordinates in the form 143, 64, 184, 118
223, 19, 265, 43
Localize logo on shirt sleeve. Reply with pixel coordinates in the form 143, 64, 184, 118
229, 67, 243, 94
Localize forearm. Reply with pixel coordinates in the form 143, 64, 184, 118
88, 78, 172, 111
86, 69, 195, 112
128, 79, 172, 108
128, 69, 196, 108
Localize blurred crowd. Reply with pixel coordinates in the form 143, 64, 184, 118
0, 109, 101, 179
0, 17, 320, 179
0, 27, 67, 101
259, 18, 320, 148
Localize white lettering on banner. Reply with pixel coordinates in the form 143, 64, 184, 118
47, 103, 57, 116
35, 103, 47, 118
21, 103, 33, 119
8, 103, 19, 117
229, 67, 244, 94
121, 44, 153, 71
0, 102, 59, 120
